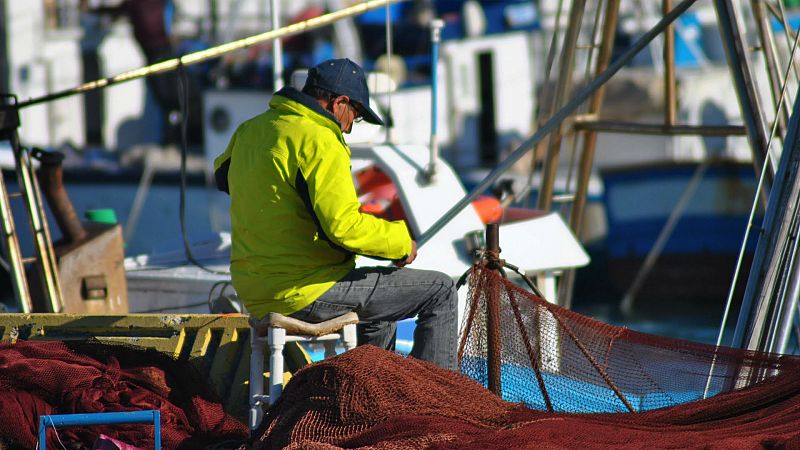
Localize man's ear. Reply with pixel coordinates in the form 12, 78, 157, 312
333, 96, 350, 108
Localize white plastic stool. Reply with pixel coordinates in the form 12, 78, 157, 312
248, 311, 359, 432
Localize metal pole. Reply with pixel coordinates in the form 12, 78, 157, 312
209, 0, 218, 44
525, 0, 567, 208
39, 410, 162, 450
663, 0, 677, 127
713, 0, 774, 188
733, 86, 800, 352
619, 160, 708, 315
125, 151, 157, 244
11, 135, 63, 312
750, 0, 788, 139
424, 18, 444, 182
485, 222, 502, 396
572, 120, 746, 136
766, 0, 800, 83
18, 0, 408, 109
537, 0, 586, 212
383, 2, 395, 143
271, 0, 284, 91
562, 0, 621, 309
569, 0, 621, 233
0, 167, 30, 311
776, 245, 800, 354
0, 97, 31, 312
706, 28, 800, 390
418, 0, 699, 247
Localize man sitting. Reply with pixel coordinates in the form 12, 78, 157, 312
214, 58, 457, 370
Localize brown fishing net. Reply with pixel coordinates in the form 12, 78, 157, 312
0, 340, 247, 449
458, 265, 797, 413
254, 265, 800, 449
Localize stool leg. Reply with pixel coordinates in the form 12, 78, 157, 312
342, 323, 357, 351
268, 327, 286, 405
249, 333, 266, 433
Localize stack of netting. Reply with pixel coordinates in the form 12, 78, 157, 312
255, 265, 800, 449
0, 340, 247, 449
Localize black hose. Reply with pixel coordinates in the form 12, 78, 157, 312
176, 60, 229, 276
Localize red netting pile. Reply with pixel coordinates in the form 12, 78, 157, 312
254, 265, 800, 449
0, 339, 247, 449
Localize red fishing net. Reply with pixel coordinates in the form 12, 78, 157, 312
0, 340, 247, 449
254, 265, 800, 449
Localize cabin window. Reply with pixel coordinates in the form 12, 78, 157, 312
44, 0, 82, 30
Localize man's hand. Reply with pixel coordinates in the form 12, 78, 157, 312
394, 240, 418, 267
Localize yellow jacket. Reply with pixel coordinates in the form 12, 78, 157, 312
214, 87, 412, 319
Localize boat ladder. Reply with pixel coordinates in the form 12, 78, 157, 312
0, 95, 63, 313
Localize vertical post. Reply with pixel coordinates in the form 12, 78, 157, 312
268, 326, 286, 405
663, 0, 677, 127
425, 18, 445, 181
208, 0, 218, 44
563, 0, 620, 308
537, 0, 586, 211
270, 0, 283, 91
13, 136, 64, 312
153, 410, 161, 450
750, 0, 788, 139
0, 100, 31, 311
735, 87, 800, 355
713, 0, 773, 189
249, 331, 265, 432
485, 222, 502, 396
384, 3, 394, 143
0, 97, 61, 312
39, 415, 46, 450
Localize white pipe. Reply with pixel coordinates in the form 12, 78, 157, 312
271, 0, 284, 91
384, 3, 394, 143
425, 18, 445, 181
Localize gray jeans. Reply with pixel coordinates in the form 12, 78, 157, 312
289, 266, 458, 370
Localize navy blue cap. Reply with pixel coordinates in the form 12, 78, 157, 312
303, 58, 384, 126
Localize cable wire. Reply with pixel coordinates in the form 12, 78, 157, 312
48, 417, 68, 450
176, 61, 229, 276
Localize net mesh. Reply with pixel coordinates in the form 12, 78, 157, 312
458, 265, 795, 413
0, 339, 247, 449
255, 264, 800, 449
